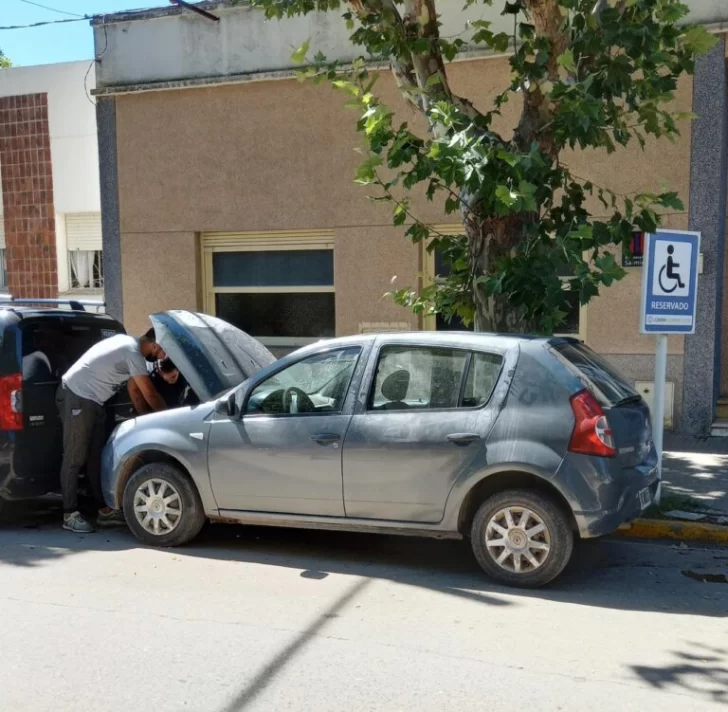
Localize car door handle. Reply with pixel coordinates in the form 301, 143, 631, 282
446, 433, 481, 446
311, 433, 341, 446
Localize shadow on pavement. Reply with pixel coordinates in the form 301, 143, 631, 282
2, 501, 727, 619
219, 578, 371, 712
0, 498, 134, 567
662, 451, 728, 510
631, 642, 728, 705
177, 522, 728, 618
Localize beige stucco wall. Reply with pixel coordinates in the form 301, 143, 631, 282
334, 226, 422, 337
121, 231, 200, 335
114, 55, 695, 368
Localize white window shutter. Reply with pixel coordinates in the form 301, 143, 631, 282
0, 216, 5, 250
66, 213, 102, 251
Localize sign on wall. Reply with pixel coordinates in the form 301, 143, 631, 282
640, 229, 701, 334
622, 231, 645, 267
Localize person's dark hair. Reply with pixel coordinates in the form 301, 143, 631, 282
141, 327, 156, 343
158, 357, 177, 374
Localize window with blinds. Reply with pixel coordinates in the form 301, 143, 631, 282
66, 213, 103, 290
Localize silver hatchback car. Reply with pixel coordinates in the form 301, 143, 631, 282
102, 310, 658, 588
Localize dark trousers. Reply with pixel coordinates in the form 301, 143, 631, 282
56, 385, 106, 513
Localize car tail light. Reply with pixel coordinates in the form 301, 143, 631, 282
568, 389, 615, 457
0, 373, 23, 431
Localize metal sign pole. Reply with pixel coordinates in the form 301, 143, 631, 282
652, 334, 668, 506
640, 229, 701, 511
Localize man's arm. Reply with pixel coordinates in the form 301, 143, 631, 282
129, 375, 167, 413
128, 378, 151, 415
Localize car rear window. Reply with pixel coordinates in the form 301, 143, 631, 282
550, 342, 638, 407
22, 319, 124, 381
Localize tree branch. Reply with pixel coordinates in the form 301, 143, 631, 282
515, 0, 569, 157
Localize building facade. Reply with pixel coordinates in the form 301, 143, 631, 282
0, 61, 104, 302
92, 1, 728, 434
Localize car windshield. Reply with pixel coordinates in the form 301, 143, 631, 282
551, 342, 638, 407
266, 350, 359, 395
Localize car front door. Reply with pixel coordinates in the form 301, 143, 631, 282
342, 343, 504, 524
208, 346, 362, 516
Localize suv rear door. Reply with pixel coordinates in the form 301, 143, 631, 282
550, 341, 653, 467
12, 315, 125, 493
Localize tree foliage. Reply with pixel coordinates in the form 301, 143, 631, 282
0, 50, 11, 69
246, 0, 716, 333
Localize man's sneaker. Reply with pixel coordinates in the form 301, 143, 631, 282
63, 511, 94, 533
97, 508, 126, 527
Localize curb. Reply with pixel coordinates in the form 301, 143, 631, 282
615, 518, 728, 545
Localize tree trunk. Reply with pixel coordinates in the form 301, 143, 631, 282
464, 213, 532, 334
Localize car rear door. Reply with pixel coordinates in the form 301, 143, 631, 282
550, 342, 653, 467
341, 341, 505, 524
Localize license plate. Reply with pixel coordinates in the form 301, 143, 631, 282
639, 487, 653, 510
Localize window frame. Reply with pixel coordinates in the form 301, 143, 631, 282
422, 225, 586, 340
243, 345, 362, 419
0, 247, 7, 292
365, 343, 504, 414
202, 230, 336, 348
67, 248, 104, 291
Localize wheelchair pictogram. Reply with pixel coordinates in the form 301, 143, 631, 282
657, 244, 686, 294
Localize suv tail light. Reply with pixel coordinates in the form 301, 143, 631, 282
568, 389, 615, 458
0, 373, 23, 431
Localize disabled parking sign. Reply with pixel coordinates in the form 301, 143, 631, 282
640, 229, 700, 334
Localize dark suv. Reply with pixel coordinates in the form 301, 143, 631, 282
0, 302, 135, 508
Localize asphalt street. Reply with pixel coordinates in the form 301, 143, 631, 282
0, 499, 727, 712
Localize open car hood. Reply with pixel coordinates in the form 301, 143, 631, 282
150, 310, 276, 402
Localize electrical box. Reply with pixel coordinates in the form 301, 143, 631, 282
635, 380, 675, 430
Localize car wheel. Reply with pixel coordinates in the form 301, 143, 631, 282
470, 489, 574, 588
123, 463, 205, 547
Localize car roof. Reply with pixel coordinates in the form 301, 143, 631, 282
295, 331, 577, 353
0, 307, 121, 322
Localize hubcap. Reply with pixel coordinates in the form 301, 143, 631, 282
133, 478, 182, 536
485, 506, 551, 574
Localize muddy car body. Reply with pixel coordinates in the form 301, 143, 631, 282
102, 317, 658, 588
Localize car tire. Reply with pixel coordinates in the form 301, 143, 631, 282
123, 463, 205, 547
470, 489, 574, 589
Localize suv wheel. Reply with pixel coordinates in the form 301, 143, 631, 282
123, 463, 205, 547
470, 489, 574, 588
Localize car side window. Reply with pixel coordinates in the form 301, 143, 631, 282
462, 352, 503, 407
246, 347, 361, 416
369, 346, 469, 411
369, 346, 503, 411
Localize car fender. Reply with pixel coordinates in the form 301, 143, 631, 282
103, 422, 217, 514
441, 441, 575, 530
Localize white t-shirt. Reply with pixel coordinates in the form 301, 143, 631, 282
63, 334, 149, 405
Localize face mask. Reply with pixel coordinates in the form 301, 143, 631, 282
145, 353, 159, 363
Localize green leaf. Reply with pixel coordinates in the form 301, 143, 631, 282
495, 185, 518, 208
502, 1, 523, 14
291, 38, 310, 65
496, 149, 519, 167
355, 154, 383, 184
682, 26, 718, 56
657, 191, 684, 211
672, 111, 697, 122
557, 49, 577, 74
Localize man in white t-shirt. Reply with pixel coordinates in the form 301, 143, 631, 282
56, 328, 168, 533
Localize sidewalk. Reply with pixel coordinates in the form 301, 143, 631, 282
662, 434, 728, 513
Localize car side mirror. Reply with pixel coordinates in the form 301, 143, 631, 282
214, 393, 238, 418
